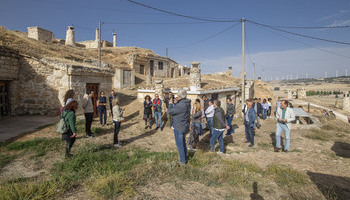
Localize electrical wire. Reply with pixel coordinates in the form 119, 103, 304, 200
252, 22, 350, 59
168, 22, 240, 49
247, 20, 350, 46
104, 21, 217, 25
124, 0, 240, 23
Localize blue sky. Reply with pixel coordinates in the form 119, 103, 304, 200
1, 0, 350, 79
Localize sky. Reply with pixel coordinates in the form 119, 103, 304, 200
1, 0, 350, 80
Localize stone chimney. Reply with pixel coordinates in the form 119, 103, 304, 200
65, 26, 75, 46
154, 79, 164, 100
228, 66, 232, 77
190, 61, 201, 91
95, 28, 99, 41
113, 32, 117, 47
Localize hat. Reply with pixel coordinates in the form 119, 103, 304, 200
253, 98, 258, 100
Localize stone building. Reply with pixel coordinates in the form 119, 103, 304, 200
137, 62, 242, 114
0, 46, 113, 117
27, 27, 53, 43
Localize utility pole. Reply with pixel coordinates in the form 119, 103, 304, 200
296, 74, 298, 79
240, 18, 246, 105
98, 21, 102, 67
306, 73, 308, 79
166, 47, 168, 57
253, 63, 255, 80
291, 74, 293, 79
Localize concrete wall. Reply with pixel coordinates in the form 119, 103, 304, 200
27, 27, 53, 43
113, 68, 135, 89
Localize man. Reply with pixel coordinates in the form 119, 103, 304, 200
205, 99, 215, 136
202, 95, 209, 114
168, 88, 191, 165
108, 90, 118, 117
244, 101, 256, 147
153, 94, 163, 131
253, 98, 263, 129
164, 92, 173, 128
225, 98, 236, 136
210, 100, 229, 153
275, 100, 295, 152
82, 90, 94, 138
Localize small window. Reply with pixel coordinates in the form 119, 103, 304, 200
140, 65, 145, 74
212, 93, 218, 100
158, 62, 163, 70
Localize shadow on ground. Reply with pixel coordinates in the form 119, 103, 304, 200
250, 182, 265, 200
308, 171, 350, 200
331, 142, 350, 158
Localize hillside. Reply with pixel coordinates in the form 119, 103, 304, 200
0, 89, 349, 199
0, 27, 156, 69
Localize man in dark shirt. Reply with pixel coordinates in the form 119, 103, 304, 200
164, 92, 173, 128
109, 90, 118, 117
225, 98, 236, 136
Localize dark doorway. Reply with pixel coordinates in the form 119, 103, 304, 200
0, 81, 10, 118
150, 60, 154, 76
86, 83, 99, 118
171, 68, 174, 78
140, 65, 145, 75
212, 93, 218, 100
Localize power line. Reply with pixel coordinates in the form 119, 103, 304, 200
168, 22, 240, 49
104, 21, 217, 25
253, 23, 350, 59
124, 0, 239, 23
253, 22, 350, 29
247, 20, 350, 45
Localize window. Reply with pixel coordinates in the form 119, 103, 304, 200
140, 65, 144, 74
158, 62, 163, 70
211, 93, 218, 100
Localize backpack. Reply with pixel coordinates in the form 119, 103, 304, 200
56, 111, 69, 134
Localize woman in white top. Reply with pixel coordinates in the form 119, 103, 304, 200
112, 98, 124, 148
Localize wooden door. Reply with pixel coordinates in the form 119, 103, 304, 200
150, 60, 154, 76
86, 83, 99, 118
171, 68, 174, 78
0, 81, 10, 118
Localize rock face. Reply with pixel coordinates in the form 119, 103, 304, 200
190, 61, 201, 91
0, 46, 113, 116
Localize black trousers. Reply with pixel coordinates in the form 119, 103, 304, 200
110, 103, 114, 117
85, 112, 94, 135
62, 130, 76, 155
114, 121, 121, 144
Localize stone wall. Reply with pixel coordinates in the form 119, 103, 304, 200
0, 46, 20, 80
27, 27, 53, 43
190, 62, 201, 91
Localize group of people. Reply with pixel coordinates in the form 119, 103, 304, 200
59, 88, 295, 164
59, 89, 124, 158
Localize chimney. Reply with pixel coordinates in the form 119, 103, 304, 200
113, 32, 117, 47
95, 28, 99, 41
228, 66, 232, 77
190, 61, 201, 91
65, 26, 75, 46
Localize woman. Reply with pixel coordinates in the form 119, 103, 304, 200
143, 95, 153, 129
61, 100, 78, 158
97, 91, 107, 126
112, 98, 124, 148
60, 89, 75, 112
188, 101, 203, 150
262, 99, 269, 119
267, 98, 272, 118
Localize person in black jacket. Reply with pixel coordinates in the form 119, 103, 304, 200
168, 88, 191, 165
253, 98, 263, 128
143, 95, 153, 129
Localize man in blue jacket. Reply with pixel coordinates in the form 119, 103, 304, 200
253, 98, 262, 129
168, 88, 191, 165
244, 101, 256, 147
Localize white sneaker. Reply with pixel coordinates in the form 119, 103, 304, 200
113, 144, 122, 148
216, 152, 224, 155
171, 126, 174, 129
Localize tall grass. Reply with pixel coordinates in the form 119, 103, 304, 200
0, 153, 15, 169
6, 138, 62, 157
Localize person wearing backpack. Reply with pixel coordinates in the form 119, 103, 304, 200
61, 99, 78, 158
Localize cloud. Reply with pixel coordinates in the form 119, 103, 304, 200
186, 46, 350, 79
323, 10, 348, 20
328, 19, 350, 26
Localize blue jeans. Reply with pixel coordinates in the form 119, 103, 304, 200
194, 123, 203, 136
210, 129, 224, 153
154, 111, 162, 128
276, 123, 290, 151
262, 109, 267, 119
174, 129, 187, 164
226, 115, 234, 134
245, 122, 255, 145
98, 106, 107, 125
207, 117, 214, 136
